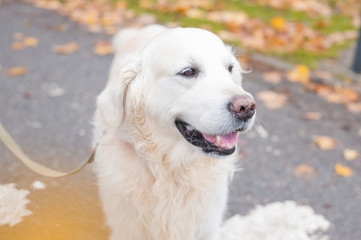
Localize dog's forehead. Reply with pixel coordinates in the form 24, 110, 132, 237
140, 28, 231, 68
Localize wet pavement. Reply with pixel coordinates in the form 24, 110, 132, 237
1, 1, 361, 240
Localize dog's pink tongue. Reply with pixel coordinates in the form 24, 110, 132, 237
202, 132, 239, 149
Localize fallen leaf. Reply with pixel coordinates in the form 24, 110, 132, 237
263, 72, 282, 84
312, 135, 337, 150
286, 65, 310, 84
257, 91, 287, 109
93, 41, 113, 56
270, 17, 286, 31
301, 112, 322, 120
11, 42, 25, 50
52, 42, 78, 54
6, 67, 27, 76
314, 70, 333, 80
24, 37, 38, 47
322, 88, 359, 104
347, 102, 361, 113
343, 149, 359, 161
334, 163, 352, 177
53, 24, 69, 32
293, 164, 316, 179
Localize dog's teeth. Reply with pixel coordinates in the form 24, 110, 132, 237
216, 136, 221, 145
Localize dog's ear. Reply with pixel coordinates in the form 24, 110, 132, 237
95, 57, 142, 129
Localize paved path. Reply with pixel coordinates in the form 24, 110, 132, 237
1, 1, 360, 239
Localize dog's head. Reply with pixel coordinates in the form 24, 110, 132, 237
96, 27, 256, 157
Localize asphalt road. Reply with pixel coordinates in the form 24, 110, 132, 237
1, 1, 361, 240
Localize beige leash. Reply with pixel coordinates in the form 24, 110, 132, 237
0, 122, 96, 178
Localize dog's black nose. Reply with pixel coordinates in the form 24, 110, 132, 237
228, 95, 256, 120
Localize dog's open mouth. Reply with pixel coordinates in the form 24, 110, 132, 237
175, 120, 239, 156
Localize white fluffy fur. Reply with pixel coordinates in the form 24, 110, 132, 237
92, 25, 255, 240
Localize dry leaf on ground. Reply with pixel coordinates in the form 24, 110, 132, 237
343, 149, 359, 161
347, 102, 361, 113
24, 37, 38, 47
93, 41, 113, 56
52, 42, 78, 54
11, 42, 25, 50
312, 136, 337, 150
286, 65, 310, 84
257, 91, 287, 109
301, 112, 322, 120
314, 70, 333, 80
334, 163, 352, 177
293, 164, 316, 179
323, 87, 359, 104
270, 17, 286, 31
263, 72, 282, 84
6, 67, 27, 76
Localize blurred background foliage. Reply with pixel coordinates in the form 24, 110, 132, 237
26, 0, 360, 68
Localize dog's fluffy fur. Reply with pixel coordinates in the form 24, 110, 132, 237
92, 25, 255, 240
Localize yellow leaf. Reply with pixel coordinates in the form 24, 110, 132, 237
101, 17, 113, 26
52, 42, 78, 54
84, 14, 97, 26
93, 41, 113, 56
312, 136, 337, 150
24, 37, 38, 47
343, 149, 359, 161
293, 164, 316, 179
256, 91, 287, 109
6, 67, 27, 76
286, 65, 310, 84
270, 17, 286, 31
334, 164, 352, 177
11, 42, 25, 50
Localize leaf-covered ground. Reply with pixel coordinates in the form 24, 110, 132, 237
25, 0, 361, 68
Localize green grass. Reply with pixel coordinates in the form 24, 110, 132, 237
269, 40, 354, 68
180, 17, 225, 32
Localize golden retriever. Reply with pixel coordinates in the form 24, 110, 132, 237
92, 25, 256, 240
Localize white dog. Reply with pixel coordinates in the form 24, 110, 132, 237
92, 25, 256, 240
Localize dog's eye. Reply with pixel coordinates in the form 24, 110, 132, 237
228, 65, 234, 73
179, 67, 198, 77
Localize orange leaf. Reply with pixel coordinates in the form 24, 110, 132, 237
301, 112, 322, 120
11, 42, 25, 50
6, 67, 27, 76
286, 65, 310, 84
52, 42, 78, 54
24, 37, 38, 47
293, 164, 316, 179
257, 91, 287, 109
343, 149, 359, 161
270, 17, 286, 31
312, 136, 337, 150
93, 41, 113, 56
334, 164, 352, 177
